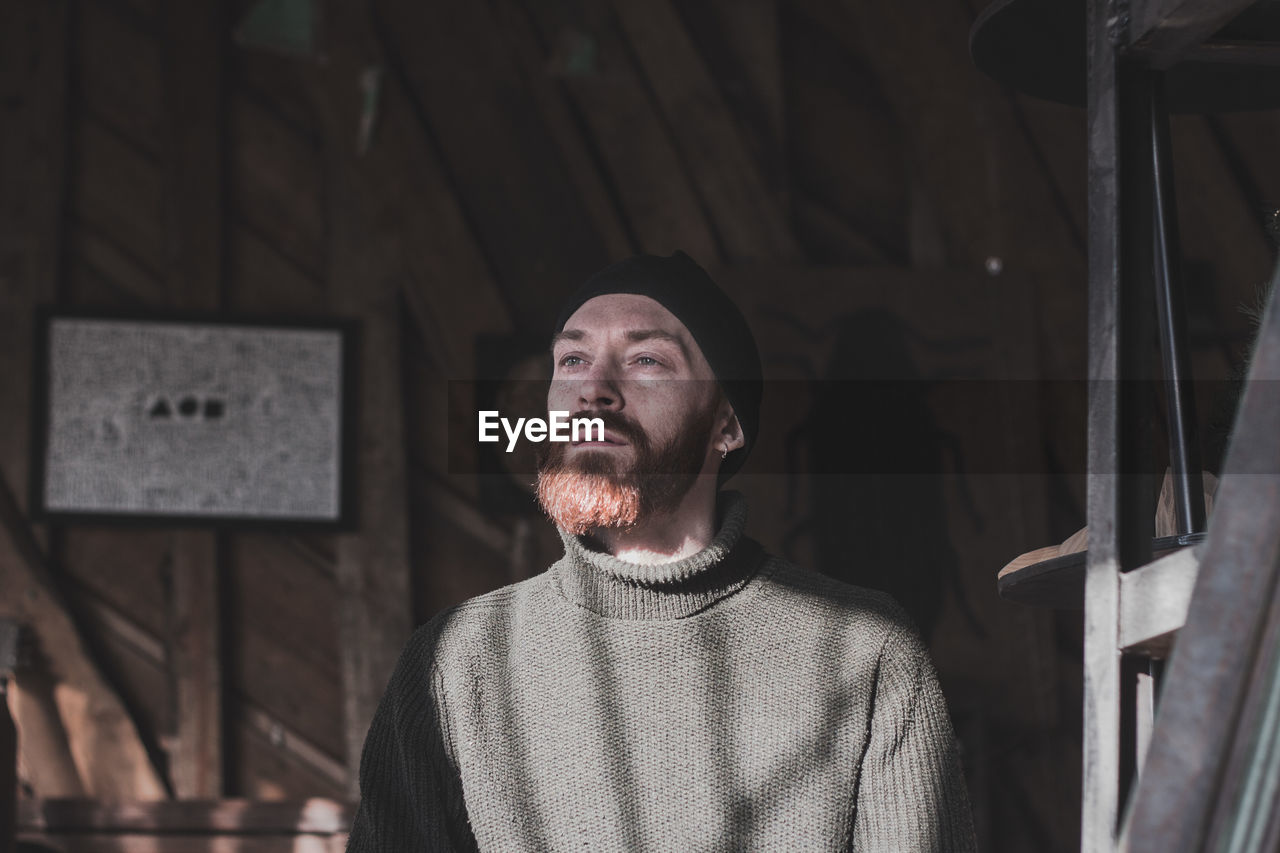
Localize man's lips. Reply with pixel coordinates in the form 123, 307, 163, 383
571, 429, 629, 447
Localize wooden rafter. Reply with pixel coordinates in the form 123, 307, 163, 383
0, 476, 166, 799
374, 0, 612, 332
608, 0, 800, 262
516, 0, 721, 260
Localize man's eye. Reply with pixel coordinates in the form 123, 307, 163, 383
634, 356, 662, 367
559, 355, 584, 367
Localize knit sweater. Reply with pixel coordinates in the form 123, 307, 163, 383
346, 492, 976, 852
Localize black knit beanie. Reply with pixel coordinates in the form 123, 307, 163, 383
553, 251, 762, 481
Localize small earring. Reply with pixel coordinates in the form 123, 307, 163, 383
720, 446, 728, 460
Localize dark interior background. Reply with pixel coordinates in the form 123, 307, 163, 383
2, 0, 1277, 850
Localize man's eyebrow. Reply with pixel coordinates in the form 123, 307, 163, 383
550, 328, 689, 355
626, 329, 690, 361
624, 329, 685, 349
550, 329, 586, 351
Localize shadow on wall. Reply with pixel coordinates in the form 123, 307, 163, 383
782, 308, 986, 643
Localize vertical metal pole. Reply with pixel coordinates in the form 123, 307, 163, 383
1085, 3, 1160, 848
1083, 0, 1125, 846
1148, 73, 1207, 536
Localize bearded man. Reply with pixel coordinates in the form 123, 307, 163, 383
347, 252, 976, 852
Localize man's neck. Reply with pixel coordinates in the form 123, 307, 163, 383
588, 476, 720, 564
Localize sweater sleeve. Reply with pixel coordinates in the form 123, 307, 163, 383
346, 625, 478, 853
851, 625, 977, 852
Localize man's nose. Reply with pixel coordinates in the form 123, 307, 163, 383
576, 364, 622, 411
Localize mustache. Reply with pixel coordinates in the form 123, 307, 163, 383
567, 409, 645, 444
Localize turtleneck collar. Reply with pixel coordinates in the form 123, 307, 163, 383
550, 491, 766, 620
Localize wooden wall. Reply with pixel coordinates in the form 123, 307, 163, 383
2, 0, 1277, 849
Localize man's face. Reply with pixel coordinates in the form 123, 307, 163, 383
536, 294, 726, 534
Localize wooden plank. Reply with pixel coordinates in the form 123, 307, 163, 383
18, 797, 352, 834
0, 478, 166, 798
405, 468, 524, 616
228, 92, 326, 279
296, 0, 514, 517
837, 0, 1088, 379
161, 0, 226, 798
376, 0, 613, 331
307, 2, 419, 794
67, 220, 168, 304
516, 0, 720, 260
9, 669, 85, 798
72, 118, 166, 275
674, 0, 787, 200
781, 3, 907, 263
295, 10, 512, 380
1128, 0, 1255, 67
417, 471, 514, 556
233, 51, 325, 146
74, 591, 170, 743
1082, 15, 1165, 849
608, 0, 800, 261
165, 538, 222, 797
226, 222, 325, 313
490, 0, 632, 261
234, 722, 346, 801
326, 179, 412, 797
235, 625, 342, 756
0, 0, 163, 803
59, 531, 169, 640
16, 834, 346, 853
238, 705, 347, 789
1117, 546, 1200, 653
51, 565, 345, 795
228, 536, 340, 673
327, 185, 412, 799
1011, 94, 1087, 258
79, 0, 163, 154
791, 195, 894, 264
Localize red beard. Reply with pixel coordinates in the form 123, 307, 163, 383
535, 400, 717, 536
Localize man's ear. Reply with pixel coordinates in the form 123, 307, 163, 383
715, 398, 746, 454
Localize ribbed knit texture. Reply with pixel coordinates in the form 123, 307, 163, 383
347, 492, 976, 852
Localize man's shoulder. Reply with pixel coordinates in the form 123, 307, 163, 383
756, 552, 923, 646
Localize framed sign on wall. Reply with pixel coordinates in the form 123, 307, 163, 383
30, 311, 357, 528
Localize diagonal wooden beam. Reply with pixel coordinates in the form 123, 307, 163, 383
490, 0, 633, 261
0, 474, 166, 798
607, 0, 800, 262
514, 0, 719, 260
0, 0, 164, 802
676, 0, 787, 204
374, 0, 613, 332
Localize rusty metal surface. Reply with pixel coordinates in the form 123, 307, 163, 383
1123, 261, 1280, 851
